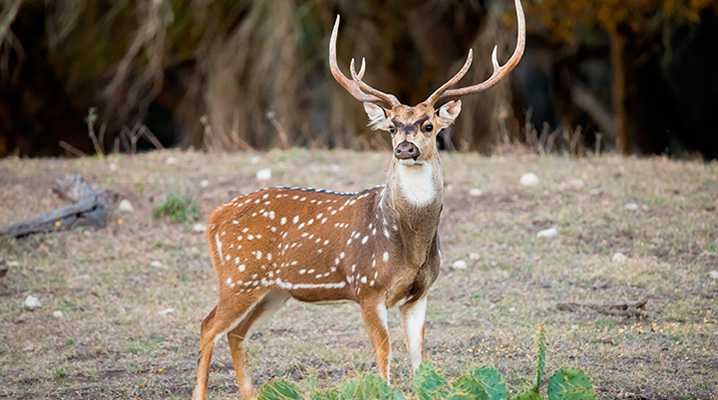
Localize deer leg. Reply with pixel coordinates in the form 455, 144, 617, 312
400, 296, 428, 372
192, 291, 268, 400
360, 299, 392, 383
226, 290, 289, 400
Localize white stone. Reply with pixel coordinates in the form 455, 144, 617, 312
520, 173, 539, 187
468, 252, 480, 261
118, 199, 134, 213
150, 260, 163, 269
537, 227, 559, 239
708, 270, 718, 280
624, 202, 640, 211
469, 188, 483, 197
165, 156, 178, 165
612, 252, 628, 263
158, 308, 176, 316
200, 179, 210, 188
569, 179, 585, 188
451, 260, 468, 270
256, 168, 272, 182
108, 162, 118, 172
192, 223, 207, 233
52, 310, 64, 318
24, 295, 41, 310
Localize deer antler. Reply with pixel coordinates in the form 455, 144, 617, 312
425, 0, 526, 104
329, 15, 400, 107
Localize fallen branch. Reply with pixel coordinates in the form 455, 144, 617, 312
0, 175, 117, 238
557, 299, 647, 318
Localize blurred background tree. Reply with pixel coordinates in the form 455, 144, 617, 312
0, 0, 716, 158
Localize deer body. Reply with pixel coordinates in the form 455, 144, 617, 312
193, 1, 524, 398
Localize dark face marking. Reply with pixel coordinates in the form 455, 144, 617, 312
391, 115, 430, 134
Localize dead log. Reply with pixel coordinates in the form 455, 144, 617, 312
0, 175, 116, 238
557, 299, 648, 318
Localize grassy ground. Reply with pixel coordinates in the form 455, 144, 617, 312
0, 149, 716, 399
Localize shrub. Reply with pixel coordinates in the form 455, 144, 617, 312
257, 326, 596, 400
152, 193, 200, 223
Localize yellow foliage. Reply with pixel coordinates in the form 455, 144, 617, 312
529, 0, 716, 41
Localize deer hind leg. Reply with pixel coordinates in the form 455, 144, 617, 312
226, 290, 290, 400
360, 299, 392, 383
192, 290, 270, 400
400, 296, 428, 372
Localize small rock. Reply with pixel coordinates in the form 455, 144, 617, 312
451, 260, 468, 270
165, 156, 178, 165
192, 223, 207, 233
708, 270, 718, 280
150, 260, 163, 269
468, 252, 480, 261
569, 179, 585, 188
7, 260, 20, 267
159, 308, 176, 316
52, 310, 64, 319
520, 173, 539, 187
117, 199, 134, 213
108, 162, 118, 172
469, 188, 483, 197
624, 202, 639, 211
256, 168, 272, 182
199, 179, 210, 188
612, 252, 628, 263
22, 344, 34, 352
536, 227, 558, 239
24, 295, 41, 311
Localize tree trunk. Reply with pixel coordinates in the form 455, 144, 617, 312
609, 27, 631, 155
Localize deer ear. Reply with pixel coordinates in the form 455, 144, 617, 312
437, 100, 462, 128
363, 102, 392, 131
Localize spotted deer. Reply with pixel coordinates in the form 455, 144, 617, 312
193, 1, 525, 398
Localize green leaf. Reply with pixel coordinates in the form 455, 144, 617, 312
310, 388, 340, 400
448, 375, 487, 399
258, 379, 303, 400
448, 367, 508, 400
513, 390, 544, 400
414, 363, 450, 400
547, 368, 597, 400
336, 374, 404, 400
470, 367, 508, 400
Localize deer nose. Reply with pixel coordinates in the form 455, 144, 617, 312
394, 141, 420, 160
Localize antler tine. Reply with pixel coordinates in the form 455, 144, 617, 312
350, 57, 401, 107
329, 15, 400, 107
329, 16, 380, 103
439, 0, 526, 100
350, 57, 366, 80
423, 49, 473, 105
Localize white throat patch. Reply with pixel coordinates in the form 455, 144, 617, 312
397, 162, 437, 206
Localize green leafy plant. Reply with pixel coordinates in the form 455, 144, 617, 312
152, 193, 200, 223
257, 327, 596, 400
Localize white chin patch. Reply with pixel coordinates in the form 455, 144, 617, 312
397, 162, 436, 206
398, 159, 422, 166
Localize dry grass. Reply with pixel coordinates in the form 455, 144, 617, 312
0, 150, 716, 399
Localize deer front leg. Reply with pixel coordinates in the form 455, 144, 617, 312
360, 299, 392, 383
400, 296, 427, 372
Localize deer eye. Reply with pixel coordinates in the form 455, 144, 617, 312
389, 126, 397, 135
423, 123, 433, 133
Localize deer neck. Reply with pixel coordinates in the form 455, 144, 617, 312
379, 156, 443, 267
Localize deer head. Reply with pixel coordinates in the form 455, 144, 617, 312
329, 0, 526, 165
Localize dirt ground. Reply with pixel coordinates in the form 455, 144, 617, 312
0, 149, 716, 399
